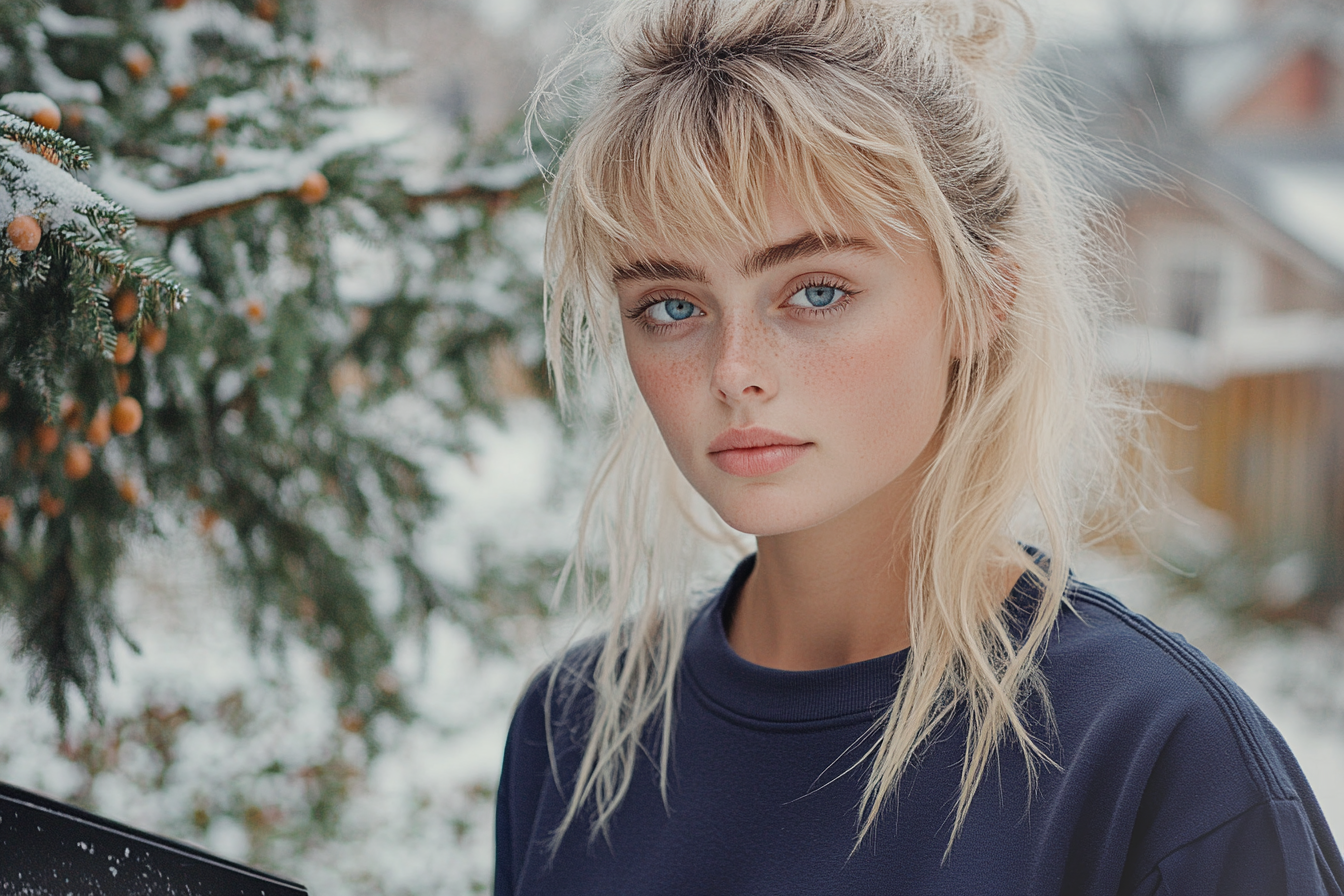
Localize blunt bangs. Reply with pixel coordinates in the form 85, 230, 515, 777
561, 49, 940, 297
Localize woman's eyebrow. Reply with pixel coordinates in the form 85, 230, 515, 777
613, 259, 709, 284
742, 232, 878, 276
612, 233, 876, 285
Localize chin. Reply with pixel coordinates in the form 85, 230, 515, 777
704, 489, 835, 538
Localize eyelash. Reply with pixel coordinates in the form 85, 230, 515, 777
625, 293, 691, 333
625, 277, 859, 333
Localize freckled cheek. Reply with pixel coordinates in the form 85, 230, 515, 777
625, 343, 708, 450
795, 333, 947, 458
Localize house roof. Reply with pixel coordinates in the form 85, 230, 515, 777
1237, 156, 1344, 273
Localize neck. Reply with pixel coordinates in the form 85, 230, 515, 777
728, 478, 916, 671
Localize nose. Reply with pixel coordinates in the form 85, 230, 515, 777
710, 313, 777, 404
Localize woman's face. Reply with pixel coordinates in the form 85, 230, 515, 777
616, 190, 954, 538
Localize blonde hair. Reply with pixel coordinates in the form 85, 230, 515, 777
532, 0, 1148, 859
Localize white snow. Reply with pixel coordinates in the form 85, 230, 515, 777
0, 91, 58, 120
36, 6, 117, 39
203, 89, 276, 121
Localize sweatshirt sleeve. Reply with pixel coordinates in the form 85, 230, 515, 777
1125, 797, 1343, 896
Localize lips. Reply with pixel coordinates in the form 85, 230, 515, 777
707, 427, 812, 477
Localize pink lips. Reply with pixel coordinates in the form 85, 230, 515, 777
707, 427, 812, 477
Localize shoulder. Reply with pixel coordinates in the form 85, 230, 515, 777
1039, 578, 1344, 893
1045, 579, 1295, 798
495, 637, 607, 895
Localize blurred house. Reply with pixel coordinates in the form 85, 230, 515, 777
1059, 0, 1344, 612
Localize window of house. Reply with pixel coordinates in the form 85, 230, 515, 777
1168, 263, 1223, 336
1140, 222, 1260, 337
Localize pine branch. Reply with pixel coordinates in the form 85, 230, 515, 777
404, 171, 546, 212
0, 109, 91, 171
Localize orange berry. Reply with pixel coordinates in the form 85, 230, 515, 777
7, 215, 41, 252
142, 321, 168, 355
125, 49, 153, 80
205, 111, 227, 134
0, 391, 10, 412
244, 298, 266, 322
0, 496, 13, 528
114, 369, 131, 395
31, 105, 61, 131
34, 423, 60, 455
60, 396, 84, 429
112, 289, 138, 324
212, 148, 228, 167
254, 0, 278, 22
117, 478, 139, 505
63, 443, 93, 480
163, 0, 187, 9
197, 507, 220, 533
61, 104, 84, 128
86, 407, 112, 447
296, 171, 328, 205
113, 332, 136, 365
169, 83, 190, 103
111, 396, 143, 435
338, 710, 365, 735
39, 489, 65, 518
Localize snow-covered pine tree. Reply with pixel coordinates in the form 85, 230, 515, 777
0, 0, 548, 726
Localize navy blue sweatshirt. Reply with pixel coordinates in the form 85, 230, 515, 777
495, 557, 1344, 894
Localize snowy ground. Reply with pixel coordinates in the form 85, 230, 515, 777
2, 403, 1342, 893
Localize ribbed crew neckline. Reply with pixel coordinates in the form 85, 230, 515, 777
682, 553, 1047, 727
681, 555, 910, 726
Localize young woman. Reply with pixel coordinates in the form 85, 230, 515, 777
495, 0, 1344, 892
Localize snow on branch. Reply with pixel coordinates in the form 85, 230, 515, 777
405, 159, 544, 210
36, 7, 117, 39
98, 126, 398, 229
105, 132, 544, 230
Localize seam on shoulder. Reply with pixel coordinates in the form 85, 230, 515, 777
1141, 796, 1301, 881
1066, 584, 1290, 801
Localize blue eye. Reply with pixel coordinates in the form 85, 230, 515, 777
648, 298, 700, 322
788, 285, 845, 308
